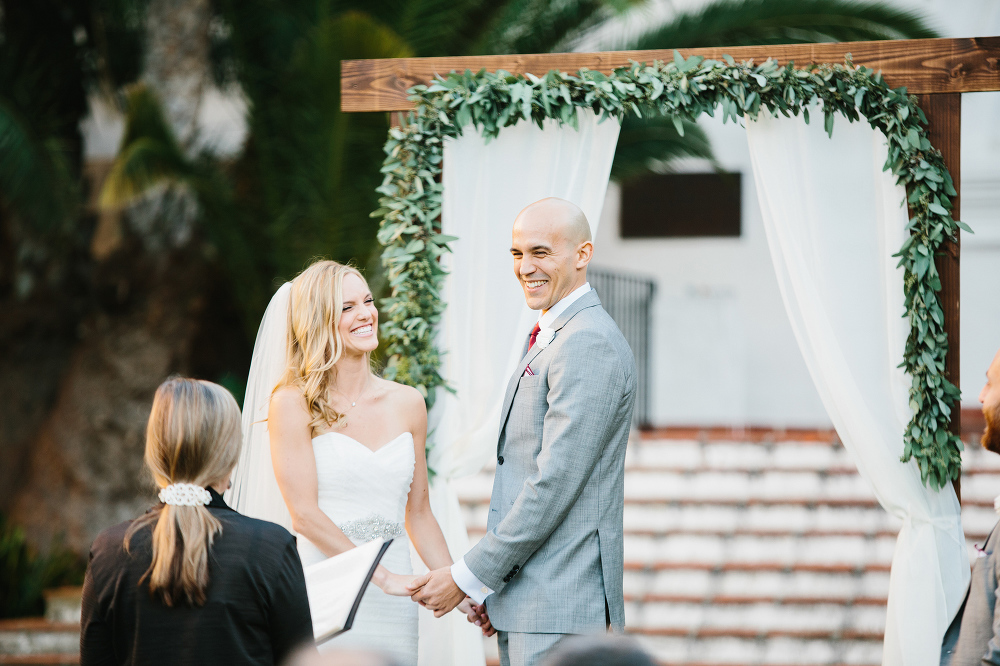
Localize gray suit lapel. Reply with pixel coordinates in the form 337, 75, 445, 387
496, 290, 603, 443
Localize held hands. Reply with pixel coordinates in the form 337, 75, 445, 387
458, 598, 496, 637
406, 567, 467, 617
373, 567, 421, 597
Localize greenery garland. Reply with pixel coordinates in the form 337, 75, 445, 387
373, 53, 968, 490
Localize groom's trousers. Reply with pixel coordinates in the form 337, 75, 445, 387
497, 631, 569, 666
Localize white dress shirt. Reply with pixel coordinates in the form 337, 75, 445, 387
450, 281, 593, 604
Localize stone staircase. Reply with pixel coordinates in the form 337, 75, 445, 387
3, 427, 996, 665
455, 426, 1000, 666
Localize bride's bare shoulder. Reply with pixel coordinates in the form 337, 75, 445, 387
269, 385, 308, 416
373, 377, 425, 414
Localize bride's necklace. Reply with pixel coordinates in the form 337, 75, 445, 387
335, 375, 371, 428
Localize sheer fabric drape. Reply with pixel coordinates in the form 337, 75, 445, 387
413, 110, 621, 665
746, 111, 969, 666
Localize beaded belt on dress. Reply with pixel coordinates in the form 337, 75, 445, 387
338, 514, 404, 543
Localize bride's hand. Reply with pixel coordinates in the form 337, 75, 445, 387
374, 568, 421, 596
458, 598, 496, 636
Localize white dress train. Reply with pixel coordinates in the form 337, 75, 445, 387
296, 431, 418, 665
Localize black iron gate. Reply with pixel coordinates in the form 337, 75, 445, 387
588, 266, 655, 428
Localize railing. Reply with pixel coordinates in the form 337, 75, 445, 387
588, 266, 655, 428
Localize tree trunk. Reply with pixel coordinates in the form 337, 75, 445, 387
2, 0, 231, 553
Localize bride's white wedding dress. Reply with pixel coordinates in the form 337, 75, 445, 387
296, 431, 418, 664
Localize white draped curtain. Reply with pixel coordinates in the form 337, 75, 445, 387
412, 109, 621, 665
746, 111, 969, 666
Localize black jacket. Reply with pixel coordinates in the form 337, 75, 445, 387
80, 489, 313, 666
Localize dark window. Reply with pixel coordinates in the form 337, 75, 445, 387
620, 172, 741, 238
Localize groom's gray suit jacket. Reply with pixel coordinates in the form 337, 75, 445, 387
464, 290, 637, 634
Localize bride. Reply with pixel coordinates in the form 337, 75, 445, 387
226, 260, 478, 663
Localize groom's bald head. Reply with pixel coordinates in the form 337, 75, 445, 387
515, 197, 592, 244
511, 197, 594, 311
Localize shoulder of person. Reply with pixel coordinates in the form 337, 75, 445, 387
269, 385, 310, 423
554, 311, 635, 373
376, 377, 425, 412
557, 310, 619, 347
271, 384, 306, 409
218, 510, 297, 556
90, 519, 134, 557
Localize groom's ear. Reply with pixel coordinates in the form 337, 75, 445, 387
576, 241, 593, 268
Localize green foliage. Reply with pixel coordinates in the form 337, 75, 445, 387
377, 54, 965, 489
612, 114, 716, 182
0, 515, 85, 619
99, 84, 268, 334
100, 86, 193, 208
627, 0, 938, 51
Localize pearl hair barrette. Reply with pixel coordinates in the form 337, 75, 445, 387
159, 483, 212, 507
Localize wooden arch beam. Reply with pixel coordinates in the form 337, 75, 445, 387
341, 36, 1000, 113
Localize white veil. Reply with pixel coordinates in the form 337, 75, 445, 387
225, 282, 294, 532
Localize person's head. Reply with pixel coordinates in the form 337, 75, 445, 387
280, 260, 376, 430
126, 377, 242, 607
981, 348, 1000, 454
540, 634, 657, 666
511, 197, 593, 311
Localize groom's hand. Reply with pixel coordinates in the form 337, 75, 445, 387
463, 601, 496, 637
406, 568, 466, 617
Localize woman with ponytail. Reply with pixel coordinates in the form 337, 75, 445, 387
80, 377, 314, 665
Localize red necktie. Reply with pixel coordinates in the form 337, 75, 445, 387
527, 323, 541, 351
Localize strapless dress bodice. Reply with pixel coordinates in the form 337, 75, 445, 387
308, 431, 415, 544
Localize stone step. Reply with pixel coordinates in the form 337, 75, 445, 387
0, 620, 79, 658
462, 504, 999, 540
0, 656, 79, 665
620, 533, 896, 569
41, 590, 81, 626
459, 472, 1000, 506
631, 634, 881, 666
623, 570, 889, 605
626, 600, 885, 638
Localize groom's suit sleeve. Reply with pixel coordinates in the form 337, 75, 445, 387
463, 326, 629, 592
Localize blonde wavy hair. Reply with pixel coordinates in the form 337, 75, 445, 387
126, 377, 242, 607
276, 260, 374, 432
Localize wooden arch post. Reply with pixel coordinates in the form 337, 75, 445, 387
341, 36, 1000, 498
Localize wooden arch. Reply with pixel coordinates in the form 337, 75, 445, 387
339, 36, 1000, 490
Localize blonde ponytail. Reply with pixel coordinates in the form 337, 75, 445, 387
126, 377, 242, 607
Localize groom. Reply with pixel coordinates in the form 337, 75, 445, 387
408, 197, 637, 665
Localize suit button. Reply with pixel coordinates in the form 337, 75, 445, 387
498, 456, 504, 465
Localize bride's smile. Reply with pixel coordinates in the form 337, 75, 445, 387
338, 272, 379, 354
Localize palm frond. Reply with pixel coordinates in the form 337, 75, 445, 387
388, 0, 488, 56
99, 85, 192, 209
471, 0, 641, 55
627, 0, 939, 51
611, 115, 716, 183
0, 102, 76, 231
